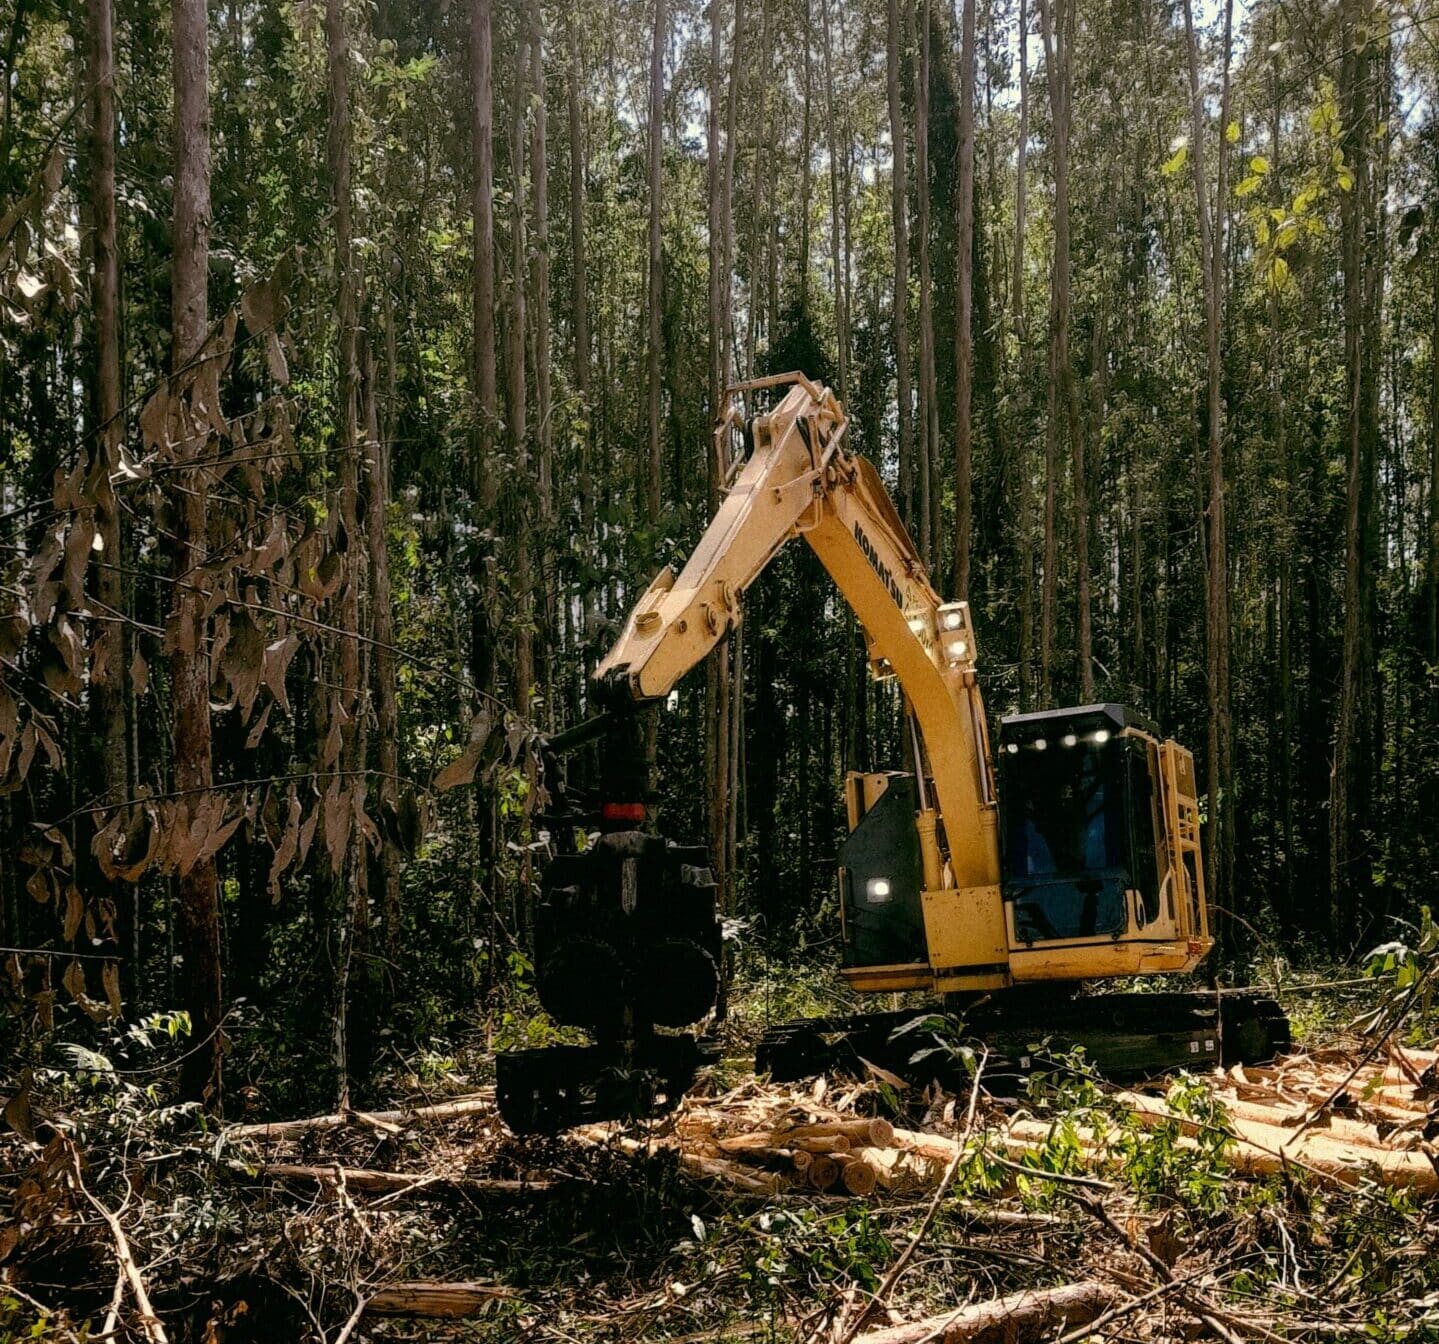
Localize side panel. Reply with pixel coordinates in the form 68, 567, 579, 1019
839, 775, 927, 967
922, 885, 1011, 989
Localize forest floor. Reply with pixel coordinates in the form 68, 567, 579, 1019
4, 966, 1439, 1344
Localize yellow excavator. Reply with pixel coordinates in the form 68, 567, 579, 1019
496, 373, 1287, 1133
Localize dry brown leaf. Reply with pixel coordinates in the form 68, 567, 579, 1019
323, 779, 352, 876
139, 386, 173, 452
297, 794, 320, 868
61, 884, 82, 942
435, 710, 493, 792
61, 958, 86, 1003
25, 865, 53, 906
14, 723, 37, 787
268, 787, 302, 903
262, 634, 299, 713
130, 644, 149, 696
320, 703, 345, 770
101, 961, 122, 1017
244, 699, 274, 751
62, 512, 95, 607
2, 1070, 35, 1143
0, 613, 26, 662
90, 626, 114, 685
221, 608, 265, 715
0, 693, 17, 779
252, 515, 289, 573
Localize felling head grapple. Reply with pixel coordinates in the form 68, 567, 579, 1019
496, 708, 723, 1134
535, 831, 720, 1034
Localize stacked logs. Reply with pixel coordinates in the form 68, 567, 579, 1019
713, 1117, 896, 1194
575, 1112, 959, 1196
573, 1046, 1439, 1201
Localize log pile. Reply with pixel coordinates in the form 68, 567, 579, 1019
573, 1080, 968, 1196
572, 1044, 1439, 1199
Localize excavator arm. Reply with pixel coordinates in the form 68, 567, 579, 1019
595, 374, 1001, 906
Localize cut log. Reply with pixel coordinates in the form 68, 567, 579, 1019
854, 1281, 1116, 1344
783, 1118, 895, 1148
1004, 1110, 1439, 1194
682, 1153, 785, 1194
242, 1162, 549, 1197
227, 1092, 495, 1143
838, 1155, 878, 1196
808, 1154, 841, 1191
366, 1282, 512, 1317
891, 1126, 966, 1163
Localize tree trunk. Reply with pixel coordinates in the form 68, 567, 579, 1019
821, 0, 846, 398
471, 0, 498, 702
706, 0, 732, 910
915, 0, 937, 570
799, 0, 812, 313
1331, 0, 1380, 950
530, 0, 553, 721
645, 0, 665, 531
86, 0, 129, 988
953, 0, 975, 599
363, 338, 402, 956
1182, 0, 1232, 934
1014, 0, 1033, 707
169, 0, 222, 1110
509, 22, 533, 713
887, 0, 913, 533
566, 11, 596, 676
325, 0, 365, 1109
1035, 0, 1064, 706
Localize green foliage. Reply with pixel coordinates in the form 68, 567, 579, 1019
1116, 1074, 1235, 1216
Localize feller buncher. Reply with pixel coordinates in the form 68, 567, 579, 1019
496, 373, 1287, 1134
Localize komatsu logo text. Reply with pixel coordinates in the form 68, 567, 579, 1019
854, 521, 905, 609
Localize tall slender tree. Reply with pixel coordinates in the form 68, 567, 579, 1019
85, 0, 128, 974
953, 0, 976, 599
1181, 0, 1233, 929
645, 0, 665, 530
915, 0, 937, 568
324, 0, 365, 1106
169, 0, 223, 1108
887, 0, 914, 532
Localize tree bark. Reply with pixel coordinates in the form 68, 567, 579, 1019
1331, 0, 1380, 949
566, 11, 596, 680
324, 0, 365, 1109
821, 0, 846, 399
471, 0, 498, 702
953, 0, 976, 599
509, 21, 533, 713
645, 0, 665, 530
1181, 0, 1233, 933
915, 0, 937, 570
855, 1284, 1116, 1344
1035, 0, 1066, 706
530, 0, 553, 719
706, 0, 732, 911
887, 0, 914, 533
86, 0, 129, 985
170, 0, 222, 1110
362, 333, 401, 954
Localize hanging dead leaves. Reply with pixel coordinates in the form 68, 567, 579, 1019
0, 254, 334, 1024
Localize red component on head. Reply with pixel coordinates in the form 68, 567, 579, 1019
601, 802, 646, 823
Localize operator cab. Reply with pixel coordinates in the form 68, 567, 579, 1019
997, 704, 1163, 944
